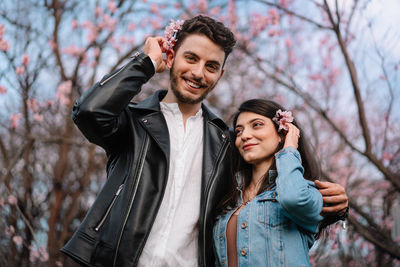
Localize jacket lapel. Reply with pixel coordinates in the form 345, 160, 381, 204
201, 105, 229, 193
130, 90, 170, 159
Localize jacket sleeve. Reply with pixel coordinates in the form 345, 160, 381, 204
71, 52, 155, 151
275, 147, 323, 233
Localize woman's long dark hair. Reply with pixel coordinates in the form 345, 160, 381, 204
218, 99, 330, 238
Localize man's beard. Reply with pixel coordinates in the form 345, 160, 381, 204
169, 65, 215, 105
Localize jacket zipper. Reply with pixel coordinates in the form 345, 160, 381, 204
94, 184, 124, 232
112, 134, 149, 266
99, 52, 140, 86
202, 138, 229, 267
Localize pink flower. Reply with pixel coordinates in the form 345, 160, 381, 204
71, 19, 79, 29
95, 6, 103, 17
164, 19, 184, 50
127, 23, 136, 31
61, 44, 84, 57
22, 54, 30, 67
39, 247, 49, 262
29, 246, 40, 262
16, 66, 25, 75
149, 3, 159, 15
46, 100, 55, 108
107, 1, 117, 13
382, 152, 393, 161
285, 38, 293, 48
13, 235, 23, 246
93, 47, 100, 57
5, 225, 15, 236
228, 0, 238, 28
149, 18, 162, 31
10, 113, 22, 129
0, 24, 4, 37
0, 39, 10, 51
309, 73, 324, 81
33, 114, 44, 123
288, 50, 296, 64
272, 109, 294, 131
48, 39, 57, 50
0, 85, 6, 94
249, 13, 269, 36
280, 0, 289, 8
56, 261, 63, 267
268, 29, 278, 37
209, 7, 221, 16
8, 195, 17, 205
197, 0, 208, 13
27, 98, 38, 112
268, 8, 280, 25
120, 36, 128, 44
56, 80, 72, 106
99, 14, 117, 31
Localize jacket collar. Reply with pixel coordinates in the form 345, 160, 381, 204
132, 89, 228, 130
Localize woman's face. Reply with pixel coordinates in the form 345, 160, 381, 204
234, 111, 282, 166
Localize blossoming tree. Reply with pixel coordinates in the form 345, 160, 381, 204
0, 0, 399, 266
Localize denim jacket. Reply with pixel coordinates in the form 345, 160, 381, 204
213, 147, 323, 267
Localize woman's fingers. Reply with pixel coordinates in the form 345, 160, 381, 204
283, 123, 300, 149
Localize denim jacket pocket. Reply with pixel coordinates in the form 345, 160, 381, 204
257, 191, 288, 228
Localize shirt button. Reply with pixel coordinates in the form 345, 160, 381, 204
240, 249, 247, 256
241, 222, 247, 229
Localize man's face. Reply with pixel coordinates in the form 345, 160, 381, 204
166, 34, 225, 104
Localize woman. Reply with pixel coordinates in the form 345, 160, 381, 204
213, 99, 327, 267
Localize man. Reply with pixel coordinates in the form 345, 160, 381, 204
62, 15, 348, 267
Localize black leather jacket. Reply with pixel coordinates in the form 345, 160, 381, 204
61, 53, 232, 266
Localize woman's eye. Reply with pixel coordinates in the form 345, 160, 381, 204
235, 129, 243, 135
253, 122, 263, 128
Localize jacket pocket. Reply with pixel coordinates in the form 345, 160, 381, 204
94, 184, 124, 232
257, 192, 288, 228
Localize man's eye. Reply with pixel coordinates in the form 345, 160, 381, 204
207, 64, 218, 72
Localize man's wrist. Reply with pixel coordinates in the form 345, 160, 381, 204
337, 206, 349, 221
150, 59, 157, 71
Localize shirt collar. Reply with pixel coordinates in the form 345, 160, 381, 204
160, 102, 203, 119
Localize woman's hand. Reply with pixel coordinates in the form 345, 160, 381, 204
283, 123, 300, 149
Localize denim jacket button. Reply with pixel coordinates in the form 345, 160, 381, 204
240, 249, 247, 256
241, 222, 247, 229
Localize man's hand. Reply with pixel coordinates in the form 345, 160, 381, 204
144, 36, 167, 73
315, 180, 348, 215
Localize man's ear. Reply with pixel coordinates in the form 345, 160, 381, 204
215, 69, 225, 84
166, 50, 175, 69
219, 69, 225, 79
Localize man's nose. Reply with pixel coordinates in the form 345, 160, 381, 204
190, 64, 205, 80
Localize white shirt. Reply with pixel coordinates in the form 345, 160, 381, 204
138, 102, 204, 267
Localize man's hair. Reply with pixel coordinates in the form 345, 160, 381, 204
173, 15, 236, 64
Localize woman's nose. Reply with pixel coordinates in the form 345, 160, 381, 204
240, 128, 251, 141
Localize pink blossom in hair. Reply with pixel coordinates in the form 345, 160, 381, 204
272, 109, 293, 131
